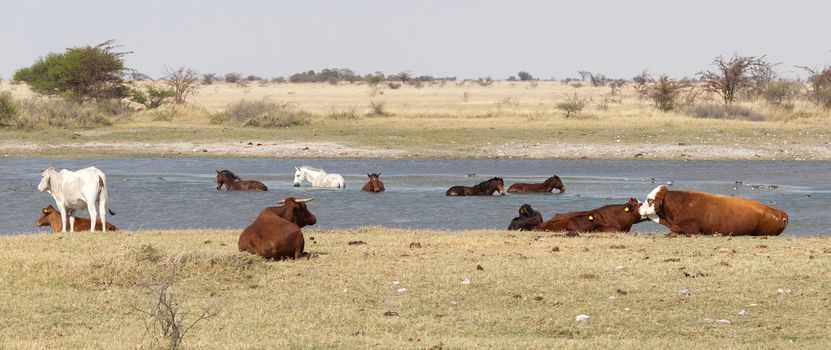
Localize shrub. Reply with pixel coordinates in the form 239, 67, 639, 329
165, 67, 201, 104
214, 100, 310, 128
13, 40, 130, 102
609, 79, 627, 96
327, 107, 358, 120
632, 70, 653, 98
800, 66, 831, 108
683, 103, 767, 121
476, 77, 494, 87
15, 98, 122, 129
647, 75, 690, 112
387, 82, 402, 89
223, 73, 242, 84
367, 100, 388, 116
762, 80, 802, 105
130, 85, 175, 109
201, 73, 217, 85
556, 93, 588, 117
698, 55, 775, 104
0, 91, 19, 124
518, 71, 534, 81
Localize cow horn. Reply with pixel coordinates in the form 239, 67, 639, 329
295, 197, 314, 203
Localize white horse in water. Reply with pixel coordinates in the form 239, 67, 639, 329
293, 166, 345, 189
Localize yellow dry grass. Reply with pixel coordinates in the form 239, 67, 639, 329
0, 228, 829, 349
1, 80, 829, 158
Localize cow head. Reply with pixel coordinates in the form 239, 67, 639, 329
276, 197, 317, 227
36, 205, 55, 227
639, 185, 667, 223
518, 203, 535, 217
37, 167, 57, 193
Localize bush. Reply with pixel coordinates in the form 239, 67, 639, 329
762, 80, 801, 105
387, 82, 402, 89
13, 40, 130, 102
518, 71, 534, 81
367, 100, 388, 116
647, 75, 690, 112
327, 107, 358, 120
202, 73, 217, 85
224, 73, 242, 84
800, 66, 831, 108
130, 85, 175, 109
214, 100, 310, 128
0, 91, 19, 124
14, 98, 124, 129
556, 93, 588, 117
683, 103, 767, 121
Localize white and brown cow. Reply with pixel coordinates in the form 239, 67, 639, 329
639, 185, 788, 236
37, 166, 116, 232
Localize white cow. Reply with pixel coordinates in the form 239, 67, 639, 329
37, 166, 115, 232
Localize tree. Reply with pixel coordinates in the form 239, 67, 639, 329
647, 75, 690, 112
698, 55, 773, 104
518, 71, 534, 81
130, 85, 175, 109
798, 65, 831, 108
13, 40, 131, 102
164, 67, 201, 104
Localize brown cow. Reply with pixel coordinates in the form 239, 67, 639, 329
507, 175, 565, 193
535, 198, 644, 233
639, 185, 788, 236
361, 173, 385, 192
238, 197, 316, 259
37, 205, 118, 232
507, 204, 543, 231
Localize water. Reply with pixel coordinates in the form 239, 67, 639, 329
2, 157, 829, 236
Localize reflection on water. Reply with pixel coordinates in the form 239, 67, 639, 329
1, 157, 828, 235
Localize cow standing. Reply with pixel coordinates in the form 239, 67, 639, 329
639, 185, 789, 236
37, 167, 115, 232
239, 197, 316, 259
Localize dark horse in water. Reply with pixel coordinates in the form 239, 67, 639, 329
362, 173, 385, 192
507, 175, 565, 193
446, 177, 506, 196
215, 170, 268, 191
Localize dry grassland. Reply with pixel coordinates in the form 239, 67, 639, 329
1, 80, 830, 159
0, 228, 829, 349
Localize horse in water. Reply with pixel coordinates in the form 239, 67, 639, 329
293, 166, 345, 189
361, 173, 385, 192
446, 177, 506, 196
215, 170, 268, 191
507, 175, 565, 193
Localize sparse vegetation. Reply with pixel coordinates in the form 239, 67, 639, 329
327, 106, 358, 120
648, 75, 690, 112
556, 93, 588, 117
762, 80, 802, 106
223, 73, 242, 84
164, 67, 201, 104
367, 100, 388, 117
130, 85, 175, 109
213, 99, 311, 128
0, 91, 18, 124
699, 55, 775, 104
684, 103, 767, 121
800, 65, 831, 108
13, 98, 126, 129
0, 229, 829, 348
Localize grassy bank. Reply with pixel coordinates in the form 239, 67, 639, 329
0, 228, 829, 349
1, 81, 830, 160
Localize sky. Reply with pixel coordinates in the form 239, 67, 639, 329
2, 0, 829, 80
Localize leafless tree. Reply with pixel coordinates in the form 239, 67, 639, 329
698, 55, 774, 104
797, 65, 831, 108
609, 79, 627, 96
201, 73, 217, 85
164, 67, 201, 104
632, 70, 653, 98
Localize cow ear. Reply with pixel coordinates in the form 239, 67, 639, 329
367, 173, 371, 178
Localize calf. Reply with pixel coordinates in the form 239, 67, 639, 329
507, 204, 543, 231
37, 205, 118, 232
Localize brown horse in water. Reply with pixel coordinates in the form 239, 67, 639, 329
446, 177, 506, 196
37, 205, 118, 232
215, 170, 268, 191
508, 175, 565, 193
361, 173, 385, 192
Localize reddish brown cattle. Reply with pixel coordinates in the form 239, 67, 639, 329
535, 198, 644, 233
361, 173, 385, 192
507, 175, 565, 193
507, 204, 543, 231
639, 185, 788, 236
37, 205, 118, 232
238, 197, 316, 259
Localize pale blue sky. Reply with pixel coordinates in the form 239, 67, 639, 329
2, 0, 829, 79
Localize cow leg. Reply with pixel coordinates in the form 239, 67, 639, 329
59, 207, 68, 232
98, 200, 107, 232
87, 203, 98, 232
69, 215, 76, 233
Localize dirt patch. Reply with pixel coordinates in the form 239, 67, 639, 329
2, 140, 831, 160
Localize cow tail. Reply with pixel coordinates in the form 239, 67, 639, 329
98, 175, 116, 216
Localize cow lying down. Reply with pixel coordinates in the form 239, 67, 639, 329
37, 205, 118, 232
639, 185, 788, 236
535, 198, 645, 233
239, 197, 316, 260
508, 204, 543, 231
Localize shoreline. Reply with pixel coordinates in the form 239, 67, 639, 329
3, 140, 831, 160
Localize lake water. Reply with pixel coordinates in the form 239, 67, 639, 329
1, 157, 828, 236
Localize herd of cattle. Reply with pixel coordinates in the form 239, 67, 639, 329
36, 166, 790, 260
